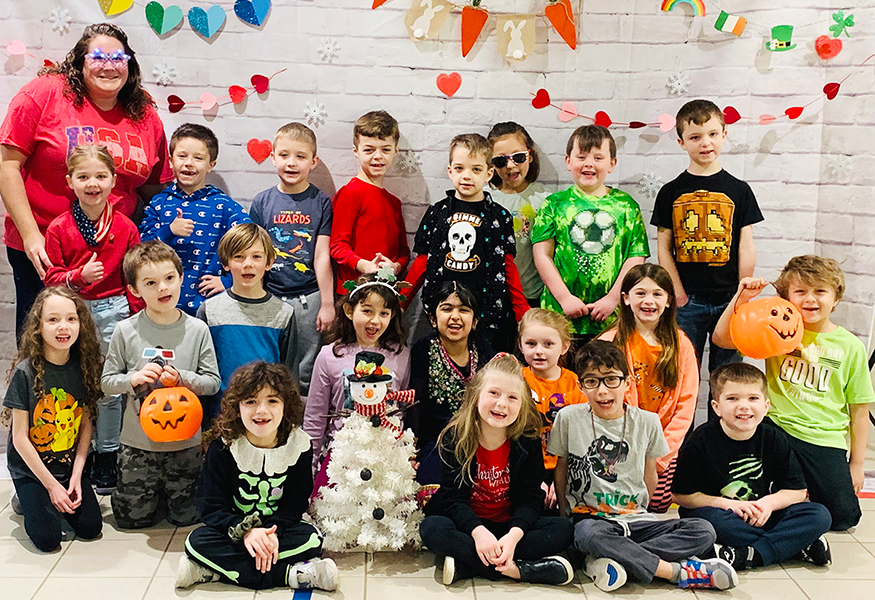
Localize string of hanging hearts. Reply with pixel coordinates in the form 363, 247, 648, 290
165, 68, 286, 114
531, 52, 875, 128
96, 0, 272, 39
372, 0, 577, 61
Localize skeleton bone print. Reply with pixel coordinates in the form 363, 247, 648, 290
445, 212, 482, 271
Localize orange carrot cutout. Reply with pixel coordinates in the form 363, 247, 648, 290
372, 0, 389, 8
545, 0, 577, 50
461, 4, 489, 57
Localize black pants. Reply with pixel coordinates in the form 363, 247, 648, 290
8, 246, 44, 344
783, 434, 861, 531
680, 503, 831, 565
13, 475, 102, 552
420, 515, 573, 580
184, 522, 323, 590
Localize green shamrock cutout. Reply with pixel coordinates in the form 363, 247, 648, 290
830, 11, 854, 38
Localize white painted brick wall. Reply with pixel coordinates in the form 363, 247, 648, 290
1, 0, 874, 378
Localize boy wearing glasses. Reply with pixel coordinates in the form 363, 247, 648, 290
548, 341, 736, 593
532, 126, 649, 345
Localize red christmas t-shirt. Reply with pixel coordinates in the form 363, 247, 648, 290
470, 440, 512, 522
0, 75, 172, 250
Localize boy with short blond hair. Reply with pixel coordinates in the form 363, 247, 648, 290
141, 123, 250, 315
329, 110, 410, 293
103, 240, 221, 528
532, 125, 649, 341
405, 133, 529, 351
673, 362, 832, 570
713, 255, 875, 531
249, 122, 333, 396
652, 100, 764, 407
197, 223, 298, 412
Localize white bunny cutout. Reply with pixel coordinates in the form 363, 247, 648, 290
411, 0, 445, 39
505, 19, 527, 59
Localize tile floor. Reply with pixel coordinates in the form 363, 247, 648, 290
2, 475, 875, 600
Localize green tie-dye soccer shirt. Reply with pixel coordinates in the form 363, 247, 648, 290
531, 186, 650, 334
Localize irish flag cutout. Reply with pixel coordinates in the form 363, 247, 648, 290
715, 11, 747, 37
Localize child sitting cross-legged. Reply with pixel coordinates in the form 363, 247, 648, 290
672, 362, 832, 571
548, 340, 737, 592
177, 361, 338, 591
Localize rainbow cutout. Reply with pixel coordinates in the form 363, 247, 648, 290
661, 0, 706, 17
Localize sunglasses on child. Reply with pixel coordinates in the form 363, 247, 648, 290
580, 375, 625, 390
85, 48, 131, 65
491, 151, 530, 169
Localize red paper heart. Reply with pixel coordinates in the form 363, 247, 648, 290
168, 95, 185, 113
594, 111, 612, 128
723, 106, 741, 125
532, 88, 551, 109
436, 72, 462, 97
785, 106, 804, 120
43, 59, 56, 68
247, 138, 272, 163
629, 121, 647, 129
823, 82, 840, 100
815, 35, 842, 60
229, 85, 248, 104
251, 74, 269, 93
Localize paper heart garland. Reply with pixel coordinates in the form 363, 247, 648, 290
251, 74, 270, 93
785, 106, 804, 119
200, 93, 218, 111
823, 82, 841, 100
594, 111, 612, 127
815, 35, 843, 60
6, 40, 26, 56
247, 139, 272, 163
658, 114, 676, 132
168, 95, 186, 113
723, 106, 742, 125
146, 2, 184, 35
532, 89, 551, 109
234, 0, 271, 26
98, 0, 133, 16
436, 72, 462, 97
558, 102, 577, 122
188, 5, 226, 38
229, 85, 248, 104
759, 114, 776, 125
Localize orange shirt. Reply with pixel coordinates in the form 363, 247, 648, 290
627, 330, 667, 414
523, 366, 587, 470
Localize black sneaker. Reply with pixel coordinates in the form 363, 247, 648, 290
517, 555, 575, 586
92, 451, 118, 495
798, 535, 832, 566
714, 543, 755, 570
10, 491, 23, 516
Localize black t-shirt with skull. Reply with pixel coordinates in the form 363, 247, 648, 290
672, 418, 806, 502
413, 191, 516, 333
651, 170, 763, 302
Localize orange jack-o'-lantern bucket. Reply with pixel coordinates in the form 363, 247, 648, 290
139, 387, 202, 443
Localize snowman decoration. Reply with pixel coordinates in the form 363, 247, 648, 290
345, 351, 415, 436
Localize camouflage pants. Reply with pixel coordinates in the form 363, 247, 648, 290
111, 444, 202, 529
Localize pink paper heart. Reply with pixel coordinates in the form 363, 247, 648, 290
823, 82, 840, 100
658, 113, 676, 133
200, 92, 218, 111
758, 114, 776, 125
594, 111, 612, 128
723, 106, 742, 125
7, 40, 26, 55
558, 101, 578, 122
785, 106, 804, 120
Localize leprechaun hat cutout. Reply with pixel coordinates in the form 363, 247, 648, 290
766, 25, 797, 51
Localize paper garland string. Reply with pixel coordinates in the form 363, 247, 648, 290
165, 68, 286, 113
1, 39, 56, 75
99, 0, 272, 38
706, 0, 865, 36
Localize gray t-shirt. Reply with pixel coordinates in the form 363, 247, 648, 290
548, 403, 669, 520
4, 359, 88, 481
102, 310, 221, 452
489, 182, 549, 299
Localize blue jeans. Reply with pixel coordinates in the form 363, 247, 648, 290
85, 295, 130, 453
676, 295, 741, 419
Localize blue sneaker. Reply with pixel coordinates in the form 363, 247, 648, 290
584, 556, 627, 592
678, 558, 738, 590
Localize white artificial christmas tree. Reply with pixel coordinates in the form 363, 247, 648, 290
313, 351, 421, 551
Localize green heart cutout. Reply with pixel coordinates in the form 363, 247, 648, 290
146, 1, 184, 35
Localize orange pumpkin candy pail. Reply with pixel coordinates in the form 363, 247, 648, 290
139, 387, 203, 443
729, 296, 803, 360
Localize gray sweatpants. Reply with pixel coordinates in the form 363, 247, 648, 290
574, 516, 716, 583
280, 289, 324, 397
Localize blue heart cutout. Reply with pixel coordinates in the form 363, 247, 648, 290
234, 0, 271, 27
188, 5, 226, 38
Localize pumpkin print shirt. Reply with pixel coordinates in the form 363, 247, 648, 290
3, 358, 87, 481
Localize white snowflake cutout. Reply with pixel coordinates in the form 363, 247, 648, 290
318, 38, 340, 63
826, 155, 851, 181
304, 101, 327, 127
666, 72, 690, 97
395, 150, 420, 174
49, 8, 71, 35
153, 62, 177, 87
638, 173, 664, 202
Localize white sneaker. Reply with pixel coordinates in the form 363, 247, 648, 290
175, 555, 220, 588
584, 556, 627, 592
290, 557, 339, 591
442, 555, 456, 586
